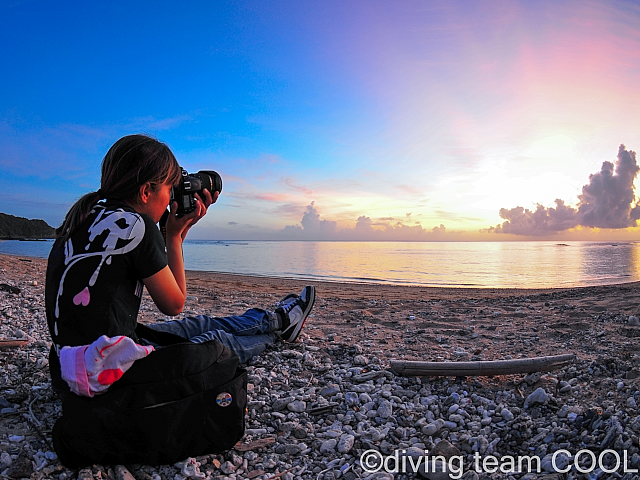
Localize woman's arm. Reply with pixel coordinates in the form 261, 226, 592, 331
143, 264, 185, 316
143, 190, 216, 315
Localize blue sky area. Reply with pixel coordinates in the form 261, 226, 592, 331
2, 1, 640, 240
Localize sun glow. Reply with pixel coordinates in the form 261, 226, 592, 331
524, 135, 577, 162
471, 135, 585, 213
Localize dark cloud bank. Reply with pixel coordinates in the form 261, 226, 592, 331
486, 145, 640, 236
278, 202, 451, 241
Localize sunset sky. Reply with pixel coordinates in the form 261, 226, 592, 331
2, 0, 640, 241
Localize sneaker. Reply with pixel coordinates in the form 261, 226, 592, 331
276, 286, 316, 342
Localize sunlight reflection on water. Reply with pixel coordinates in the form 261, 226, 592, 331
181, 240, 640, 288
2, 239, 638, 288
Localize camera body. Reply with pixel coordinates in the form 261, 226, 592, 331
172, 168, 222, 217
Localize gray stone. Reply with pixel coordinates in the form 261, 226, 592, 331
320, 439, 338, 454
78, 469, 94, 480
360, 393, 372, 403
429, 439, 461, 460
422, 423, 439, 436
559, 385, 572, 394
477, 436, 489, 455
115, 465, 137, 480
354, 355, 369, 365
500, 408, 514, 421
0, 452, 11, 468
448, 414, 463, 424
524, 387, 549, 409
345, 392, 359, 405
378, 400, 393, 418
220, 461, 236, 474
337, 434, 355, 453
287, 400, 306, 412
181, 458, 206, 479
293, 427, 308, 438
379, 439, 394, 454
272, 396, 295, 411
279, 421, 298, 432
320, 385, 341, 397
285, 444, 301, 455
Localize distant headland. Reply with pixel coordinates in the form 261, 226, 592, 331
0, 212, 55, 240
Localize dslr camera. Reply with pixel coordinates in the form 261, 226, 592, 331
172, 168, 223, 217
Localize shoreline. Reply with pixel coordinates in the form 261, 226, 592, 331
2, 250, 640, 296
186, 268, 577, 301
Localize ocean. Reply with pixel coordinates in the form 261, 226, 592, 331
1, 239, 638, 288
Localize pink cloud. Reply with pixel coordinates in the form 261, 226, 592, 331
282, 177, 314, 195
254, 193, 291, 202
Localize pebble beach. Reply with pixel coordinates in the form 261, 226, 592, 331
2, 253, 640, 480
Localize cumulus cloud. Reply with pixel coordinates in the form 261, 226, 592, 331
578, 146, 640, 227
489, 199, 579, 235
281, 202, 338, 240
300, 202, 338, 234
487, 145, 640, 235
279, 203, 460, 241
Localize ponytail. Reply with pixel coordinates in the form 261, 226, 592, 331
55, 191, 103, 242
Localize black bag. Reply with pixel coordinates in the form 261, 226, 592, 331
52, 327, 247, 468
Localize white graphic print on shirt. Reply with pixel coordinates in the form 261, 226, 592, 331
53, 207, 146, 324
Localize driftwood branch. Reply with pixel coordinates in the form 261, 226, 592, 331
390, 354, 575, 377
0, 339, 29, 349
234, 436, 276, 451
266, 466, 299, 480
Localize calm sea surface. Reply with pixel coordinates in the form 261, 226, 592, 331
1, 239, 639, 288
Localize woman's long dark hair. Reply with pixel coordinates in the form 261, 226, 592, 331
56, 134, 181, 241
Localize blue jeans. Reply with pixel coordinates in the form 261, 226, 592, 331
146, 308, 279, 364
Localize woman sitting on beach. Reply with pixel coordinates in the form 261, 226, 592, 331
45, 133, 315, 398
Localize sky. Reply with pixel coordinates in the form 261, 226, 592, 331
2, 0, 640, 241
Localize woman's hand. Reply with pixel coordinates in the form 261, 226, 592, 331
165, 189, 218, 241
146, 189, 219, 315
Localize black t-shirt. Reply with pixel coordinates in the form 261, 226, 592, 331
45, 200, 167, 354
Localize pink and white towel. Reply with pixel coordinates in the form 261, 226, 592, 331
60, 335, 154, 397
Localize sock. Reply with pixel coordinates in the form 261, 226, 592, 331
277, 309, 290, 331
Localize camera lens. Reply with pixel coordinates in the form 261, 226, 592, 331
197, 171, 223, 194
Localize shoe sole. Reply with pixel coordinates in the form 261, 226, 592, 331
286, 286, 315, 343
